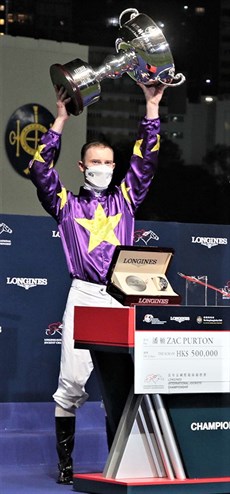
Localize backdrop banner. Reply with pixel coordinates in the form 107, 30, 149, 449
1, 215, 230, 402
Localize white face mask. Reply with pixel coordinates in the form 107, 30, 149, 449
84, 164, 113, 189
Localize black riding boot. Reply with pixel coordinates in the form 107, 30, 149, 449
55, 416, 75, 485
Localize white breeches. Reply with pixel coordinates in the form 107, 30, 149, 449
53, 279, 122, 411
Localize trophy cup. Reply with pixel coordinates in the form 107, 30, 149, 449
50, 8, 185, 116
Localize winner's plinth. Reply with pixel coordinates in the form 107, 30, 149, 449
73, 304, 230, 494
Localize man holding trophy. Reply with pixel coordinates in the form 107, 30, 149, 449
29, 8, 184, 485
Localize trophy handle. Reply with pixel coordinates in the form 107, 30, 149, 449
119, 8, 139, 27
157, 68, 186, 87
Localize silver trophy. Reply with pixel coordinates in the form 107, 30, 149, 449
50, 8, 185, 116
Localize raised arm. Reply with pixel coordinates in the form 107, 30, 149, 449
137, 82, 165, 119
51, 86, 71, 134
29, 86, 71, 219
119, 83, 166, 212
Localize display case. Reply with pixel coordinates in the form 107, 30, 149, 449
106, 246, 181, 306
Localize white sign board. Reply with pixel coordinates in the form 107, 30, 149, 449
134, 330, 230, 394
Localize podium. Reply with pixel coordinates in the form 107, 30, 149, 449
73, 306, 230, 494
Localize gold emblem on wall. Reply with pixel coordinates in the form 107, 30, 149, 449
5, 103, 58, 179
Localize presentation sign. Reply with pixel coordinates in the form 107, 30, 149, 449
134, 329, 230, 394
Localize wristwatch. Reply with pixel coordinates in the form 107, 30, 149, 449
153, 276, 168, 291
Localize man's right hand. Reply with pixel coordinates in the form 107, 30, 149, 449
50, 86, 71, 134
55, 85, 71, 121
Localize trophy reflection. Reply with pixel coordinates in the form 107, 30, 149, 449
50, 8, 185, 116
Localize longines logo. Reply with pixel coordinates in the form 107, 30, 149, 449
5, 103, 59, 179
6, 277, 48, 289
170, 316, 190, 323
191, 236, 227, 248
52, 230, 60, 238
123, 257, 157, 265
138, 298, 169, 304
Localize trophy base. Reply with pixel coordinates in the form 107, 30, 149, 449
50, 58, 101, 116
50, 63, 84, 116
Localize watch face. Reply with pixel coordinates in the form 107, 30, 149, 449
157, 276, 168, 291
126, 275, 147, 292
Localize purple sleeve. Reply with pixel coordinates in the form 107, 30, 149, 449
29, 129, 64, 219
122, 117, 160, 212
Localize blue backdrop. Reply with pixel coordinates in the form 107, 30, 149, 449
1, 214, 230, 402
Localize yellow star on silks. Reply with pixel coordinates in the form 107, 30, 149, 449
151, 134, 160, 152
57, 187, 67, 210
32, 144, 46, 163
133, 139, 143, 158
23, 166, 31, 176
75, 203, 122, 253
121, 181, 131, 203
133, 134, 161, 157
